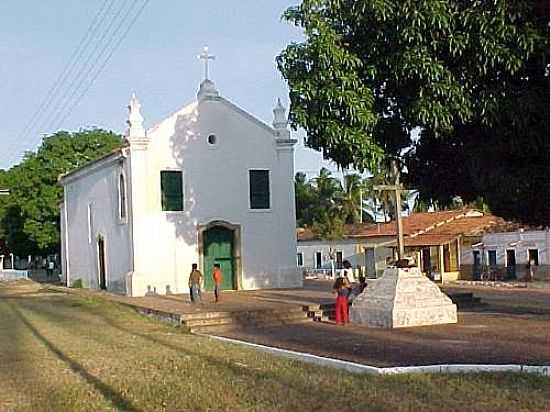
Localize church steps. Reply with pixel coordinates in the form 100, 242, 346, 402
182, 308, 310, 333
189, 317, 311, 334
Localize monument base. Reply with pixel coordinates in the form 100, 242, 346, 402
350, 267, 457, 328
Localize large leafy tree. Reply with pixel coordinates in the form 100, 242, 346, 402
1, 129, 122, 255
278, 0, 549, 225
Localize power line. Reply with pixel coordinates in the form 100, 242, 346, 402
6, 0, 150, 168
43, 0, 135, 135
53, 0, 151, 132
7, 0, 115, 166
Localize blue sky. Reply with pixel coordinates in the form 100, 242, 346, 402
0, 0, 338, 176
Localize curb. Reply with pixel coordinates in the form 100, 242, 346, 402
198, 333, 550, 376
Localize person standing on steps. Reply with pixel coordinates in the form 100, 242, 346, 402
189, 263, 202, 304
212, 263, 223, 303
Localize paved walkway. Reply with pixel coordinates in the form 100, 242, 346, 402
62, 281, 337, 316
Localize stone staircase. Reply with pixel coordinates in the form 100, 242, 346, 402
181, 307, 311, 333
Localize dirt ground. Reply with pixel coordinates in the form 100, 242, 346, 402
214, 281, 550, 367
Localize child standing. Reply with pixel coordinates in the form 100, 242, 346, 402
188, 264, 202, 304
333, 276, 351, 325
212, 263, 223, 303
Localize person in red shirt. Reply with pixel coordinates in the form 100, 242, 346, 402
212, 263, 223, 303
332, 275, 351, 325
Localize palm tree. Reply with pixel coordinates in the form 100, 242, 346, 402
363, 164, 411, 222
339, 173, 372, 224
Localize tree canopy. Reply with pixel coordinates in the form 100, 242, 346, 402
278, 0, 549, 225
0, 129, 122, 256
294, 168, 413, 237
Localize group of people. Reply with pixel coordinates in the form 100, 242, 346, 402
332, 260, 367, 325
188, 263, 224, 304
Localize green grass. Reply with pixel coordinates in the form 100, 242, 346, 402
1, 281, 549, 412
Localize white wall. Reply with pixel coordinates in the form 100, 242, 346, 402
127, 92, 299, 295
462, 231, 550, 265
297, 237, 394, 278
62, 155, 133, 293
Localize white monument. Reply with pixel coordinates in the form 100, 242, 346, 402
350, 162, 457, 328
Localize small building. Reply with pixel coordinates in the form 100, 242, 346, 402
463, 224, 550, 281
297, 210, 500, 282
59, 76, 299, 296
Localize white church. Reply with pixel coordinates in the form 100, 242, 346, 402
59, 53, 300, 296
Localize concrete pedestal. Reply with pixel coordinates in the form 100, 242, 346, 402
350, 267, 457, 328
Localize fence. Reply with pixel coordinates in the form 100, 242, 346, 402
0, 270, 30, 281
301, 267, 364, 281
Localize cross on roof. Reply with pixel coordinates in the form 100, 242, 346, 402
198, 46, 215, 81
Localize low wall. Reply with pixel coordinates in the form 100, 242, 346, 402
0, 270, 29, 281
460, 264, 550, 281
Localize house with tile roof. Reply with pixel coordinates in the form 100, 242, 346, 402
296, 209, 502, 282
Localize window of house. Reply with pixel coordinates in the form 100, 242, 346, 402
336, 251, 343, 269
160, 171, 184, 211
119, 173, 127, 221
249, 170, 270, 209
488, 250, 497, 267
315, 252, 322, 269
528, 249, 539, 266
296, 253, 304, 267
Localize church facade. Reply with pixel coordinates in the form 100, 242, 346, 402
59, 79, 300, 296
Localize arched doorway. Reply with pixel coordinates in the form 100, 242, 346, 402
202, 225, 236, 291
97, 236, 107, 290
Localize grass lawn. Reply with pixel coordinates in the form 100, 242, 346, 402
1, 281, 549, 412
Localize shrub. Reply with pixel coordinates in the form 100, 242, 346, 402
71, 279, 83, 288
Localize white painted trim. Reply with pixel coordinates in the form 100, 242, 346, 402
198, 334, 550, 376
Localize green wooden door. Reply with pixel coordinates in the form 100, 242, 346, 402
203, 226, 235, 291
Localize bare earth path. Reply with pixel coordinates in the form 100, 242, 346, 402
1, 280, 550, 411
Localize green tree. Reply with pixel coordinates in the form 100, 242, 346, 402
294, 172, 316, 227
1, 129, 122, 255
340, 173, 371, 224
278, 1, 549, 225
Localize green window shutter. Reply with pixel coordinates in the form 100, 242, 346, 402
161, 171, 183, 211
249, 170, 270, 209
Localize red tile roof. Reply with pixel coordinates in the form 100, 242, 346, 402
297, 209, 502, 246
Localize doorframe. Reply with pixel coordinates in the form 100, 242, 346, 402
96, 234, 107, 290
197, 221, 242, 290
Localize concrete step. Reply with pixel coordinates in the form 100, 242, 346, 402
183, 307, 310, 332
189, 314, 310, 333
185, 310, 308, 328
